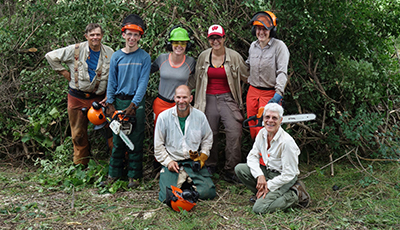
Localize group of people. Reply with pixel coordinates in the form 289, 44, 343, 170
45, 11, 310, 214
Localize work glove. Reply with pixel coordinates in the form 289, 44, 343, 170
195, 153, 208, 169
189, 150, 208, 172
268, 93, 283, 104
124, 102, 138, 116
189, 150, 198, 160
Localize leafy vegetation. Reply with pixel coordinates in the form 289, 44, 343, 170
0, 0, 399, 227
1, 0, 399, 163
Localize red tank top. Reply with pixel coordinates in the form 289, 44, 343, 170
206, 66, 231, 94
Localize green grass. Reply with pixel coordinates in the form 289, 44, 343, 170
1, 159, 400, 229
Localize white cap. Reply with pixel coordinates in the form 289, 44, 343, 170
207, 24, 225, 37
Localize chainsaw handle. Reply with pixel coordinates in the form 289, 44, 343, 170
242, 107, 265, 128
242, 115, 263, 128
110, 111, 136, 125
90, 101, 135, 125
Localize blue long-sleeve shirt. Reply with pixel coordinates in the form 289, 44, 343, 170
106, 48, 151, 106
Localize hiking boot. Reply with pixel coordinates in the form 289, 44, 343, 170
291, 180, 310, 208
249, 195, 257, 203
99, 176, 118, 187
128, 178, 139, 189
223, 172, 242, 184
207, 166, 216, 175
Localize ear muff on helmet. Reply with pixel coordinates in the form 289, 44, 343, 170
250, 11, 278, 37
166, 185, 198, 212
121, 14, 146, 35
166, 25, 193, 52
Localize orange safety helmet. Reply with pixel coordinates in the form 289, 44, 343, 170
166, 185, 197, 212
121, 14, 145, 35
252, 11, 277, 27
250, 11, 278, 36
87, 106, 106, 125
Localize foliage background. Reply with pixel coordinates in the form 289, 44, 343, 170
0, 0, 399, 167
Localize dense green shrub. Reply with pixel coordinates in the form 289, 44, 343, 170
0, 0, 399, 165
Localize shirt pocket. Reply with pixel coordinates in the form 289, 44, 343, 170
188, 129, 201, 146
260, 53, 275, 69
228, 64, 238, 79
248, 53, 260, 65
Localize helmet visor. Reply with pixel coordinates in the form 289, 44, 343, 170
122, 24, 144, 34
251, 13, 274, 30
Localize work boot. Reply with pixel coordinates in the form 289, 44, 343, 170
291, 180, 311, 208
99, 176, 118, 187
128, 178, 139, 189
249, 194, 257, 203
223, 172, 242, 184
206, 166, 216, 175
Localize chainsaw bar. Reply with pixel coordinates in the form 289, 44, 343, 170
282, 113, 316, 123
119, 130, 134, 151
109, 120, 134, 151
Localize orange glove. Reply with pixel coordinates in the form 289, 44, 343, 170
193, 153, 208, 169
189, 150, 198, 160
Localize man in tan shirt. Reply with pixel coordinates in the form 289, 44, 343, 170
45, 23, 114, 165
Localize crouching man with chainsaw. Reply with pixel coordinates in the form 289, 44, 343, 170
101, 14, 151, 188
235, 103, 311, 213
154, 85, 216, 210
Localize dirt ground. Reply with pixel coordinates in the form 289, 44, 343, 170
0, 163, 262, 229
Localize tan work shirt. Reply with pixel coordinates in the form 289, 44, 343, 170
45, 41, 114, 95
246, 38, 290, 96
194, 47, 249, 112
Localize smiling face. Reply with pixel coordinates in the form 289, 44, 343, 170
85, 27, 103, 51
122, 29, 141, 50
174, 85, 193, 117
171, 41, 187, 56
255, 25, 270, 44
263, 110, 282, 136
207, 35, 225, 51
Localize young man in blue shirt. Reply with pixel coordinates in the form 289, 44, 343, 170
102, 14, 151, 188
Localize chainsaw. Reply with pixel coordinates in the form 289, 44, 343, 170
84, 101, 135, 151
243, 107, 316, 128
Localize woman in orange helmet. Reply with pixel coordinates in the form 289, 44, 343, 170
246, 11, 290, 140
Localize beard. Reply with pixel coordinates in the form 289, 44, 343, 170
177, 103, 189, 112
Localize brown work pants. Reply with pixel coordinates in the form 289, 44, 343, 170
67, 94, 112, 165
205, 93, 243, 174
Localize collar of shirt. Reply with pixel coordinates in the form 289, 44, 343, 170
255, 38, 274, 49
171, 105, 193, 118
263, 126, 284, 143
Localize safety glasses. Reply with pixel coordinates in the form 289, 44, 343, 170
172, 41, 187, 46
207, 36, 223, 42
